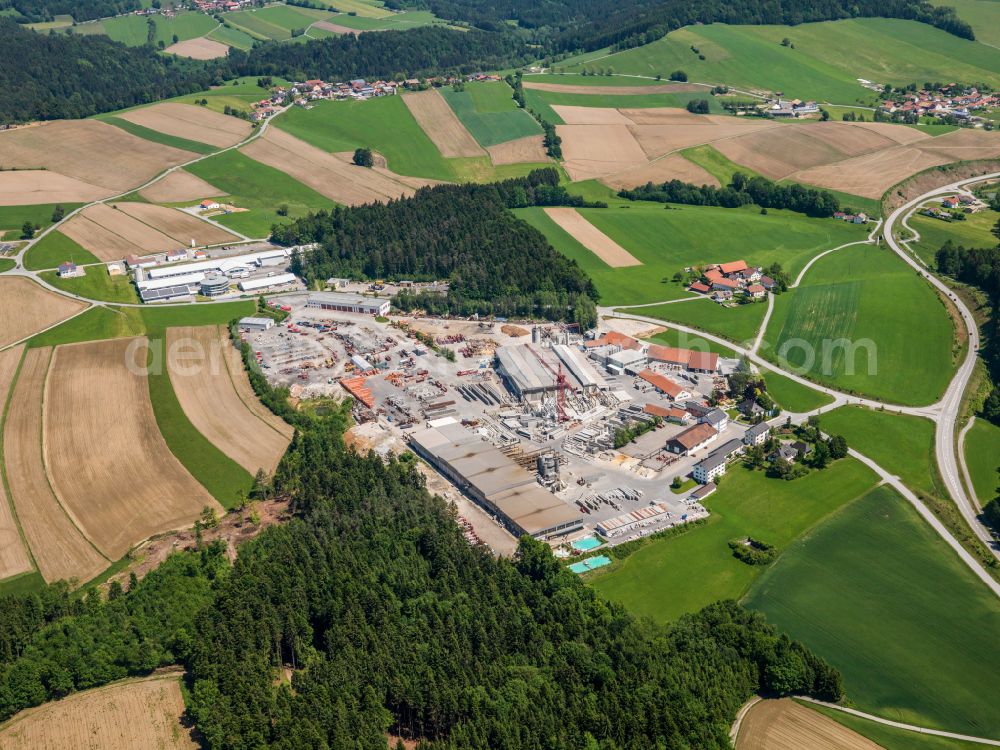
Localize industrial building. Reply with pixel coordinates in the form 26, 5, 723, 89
142, 247, 294, 282
306, 292, 391, 316
494, 343, 606, 399
409, 421, 582, 539
200, 273, 231, 297
238, 316, 275, 332
666, 422, 718, 455
239, 272, 298, 292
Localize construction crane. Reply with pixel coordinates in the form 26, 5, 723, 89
528, 345, 569, 422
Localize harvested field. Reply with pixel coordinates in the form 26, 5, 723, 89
0, 672, 196, 750
523, 81, 702, 95
119, 102, 253, 149
4, 347, 108, 584
138, 168, 225, 203
626, 120, 775, 160
0, 119, 196, 192
115, 202, 239, 246
313, 20, 368, 34
61, 203, 179, 259
603, 153, 720, 189
402, 89, 485, 157
167, 326, 291, 474
242, 127, 435, 205
0, 277, 87, 349
486, 135, 549, 165
852, 120, 932, 145
715, 125, 862, 180
45, 338, 219, 560
916, 127, 1000, 161
0, 345, 34, 582
164, 35, 230, 59
0, 170, 109, 205
543, 207, 642, 267
791, 145, 950, 199
736, 699, 881, 750
557, 124, 648, 181
551, 105, 634, 125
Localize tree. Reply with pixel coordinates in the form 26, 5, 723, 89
172, 33, 179, 44
669, 70, 687, 82
810, 440, 830, 469
780, 37, 791, 46
353, 147, 374, 168
199, 505, 219, 529
20, 221, 34, 240
276, 203, 289, 217
50, 204, 64, 222
829, 434, 848, 459
686, 98, 710, 114
671, 476, 683, 489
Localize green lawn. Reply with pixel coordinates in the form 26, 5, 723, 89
643, 327, 739, 357
40, 267, 139, 304
590, 459, 877, 622
98, 10, 219, 46
97, 115, 218, 155
809, 704, 990, 750
623, 298, 768, 345
745, 485, 1000, 737
22, 231, 99, 271
147, 336, 253, 510
909, 208, 1000, 266
518, 200, 863, 306
557, 19, 1000, 105
762, 243, 955, 405
523, 87, 723, 124
818, 406, 942, 498
186, 149, 334, 237
965, 418, 1000, 505
440, 82, 541, 147
0, 258, 14, 273
163, 76, 283, 115
0, 204, 82, 236
760, 367, 834, 413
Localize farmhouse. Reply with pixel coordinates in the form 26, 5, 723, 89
747, 284, 766, 299
666, 422, 718, 455
637, 369, 691, 400
306, 292, 390, 316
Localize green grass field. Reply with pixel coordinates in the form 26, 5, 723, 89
517, 200, 863, 306
644, 327, 738, 357
590, 459, 877, 622
0, 204, 82, 236
760, 367, 834, 412
164, 76, 282, 115
909, 208, 1000, 266
96, 10, 218, 46
931, 0, 1000, 48
623, 298, 768, 345
557, 19, 1000, 105
0, 258, 14, 273
186, 149, 333, 237
523, 87, 723, 124
206, 23, 257, 50
965, 418, 1000, 505
221, 4, 332, 40
97, 115, 218, 155
818, 406, 942, 498
440, 82, 541, 147
745, 485, 1000, 737
316, 0, 392, 17
22, 230, 99, 271
809, 704, 990, 750
523, 73, 666, 88
762, 243, 955, 405
325, 9, 438, 29
40, 267, 139, 304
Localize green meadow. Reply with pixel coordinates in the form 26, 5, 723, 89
762, 243, 955, 405
0, 204, 82, 237
207, 23, 257, 50
518, 200, 862, 306
325, 9, 439, 30
313, 0, 393, 17
965, 418, 1000, 504
760, 368, 834, 413
644, 328, 738, 358
811, 704, 992, 750
440, 82, 541, 147
909, 207, 1000, 266
624, 298, 768, 345
221, 4, 333, 40
931, 0, 1000, 47
22, 230, 99, 271
78, 10, 217, 46
745, 486, 1000, 737
557, 19, 1000, 104
185, 149, 334, 237
590, 460, 877, 622
40, 266, 139, 304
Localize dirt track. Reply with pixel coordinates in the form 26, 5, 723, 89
138, 168, 224, 203
402, 89, 485, 157
3, 347, 108, 584
737, 699, 881, 750
45, 338, 219, 560
0, 672, 196, 749
0, 345, 34, 582
120, 102, 252, 148
164, 36, 230, 59
0, 277, 87, 349
167, 326, 291, 474
0, 170, 110, 206
486, 135, 549, 165
543, 207, 642, 267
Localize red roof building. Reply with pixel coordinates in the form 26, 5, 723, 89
638, 369, 688, 399
689, 281, 711, 294
719, 260, 748, 274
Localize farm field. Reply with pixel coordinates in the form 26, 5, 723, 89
628, 298, 768, 345
0, 171, 107, 206
909, 207, 1000, 265
590, 460, 877, 622
735, 699, 881, 750
525, 87, 724, 125
744, 485, 1000, 737
184, 149, 334, 237
117, 102, 253, 149
965, 418, 1000, 505
819, 406, 941, 498
40, 266, 139, 304
0, 673, 196, 749
0, 346, 34, 583
84, 10, 218, 46
139, 169, 224, 204
402, 89, 485, 158
96, 115, 219, 155
542, 207, 640, 267
762, 243, 955, 405
932, 0, 1000, 47
518, 201, 862, 306
205, 24, 256, 51
44, 338, 220, 560
166, 326, 292, 475
312, 0, 391, 16
320, 9, 438, 30
759, 368, 834, 413
220, 4, 333, 40
164, 36, 231, 59
557, 19, 1000, 105
164, 76, 280, 115
810, 704, 998, 750
440, 82, 542, 148
0, 277, 87, 349
3, 347, 110, 584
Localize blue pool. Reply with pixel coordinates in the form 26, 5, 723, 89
571, 536, 602, 552
569, 555, 612, 574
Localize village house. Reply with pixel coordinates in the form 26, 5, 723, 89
57, 261, 82, 278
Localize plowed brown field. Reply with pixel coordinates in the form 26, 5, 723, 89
61, 203, 179, 259
0, 170, 109, 205
791, 145, 950, 199
116, 202, 238, 246
164, 36, 230, 59
557, 124, 648, 181
139, 168, 224, 203
486, 135, 549, 165
603, 153, 719, 189
45, 338, 219, 560
402, 89, 485, 157
0, 345, 34, 582
0, 277, 87, 349
736, 699, 882, 750
120, 102, 252, 148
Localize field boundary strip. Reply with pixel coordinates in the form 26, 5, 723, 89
0, 345, 37, 581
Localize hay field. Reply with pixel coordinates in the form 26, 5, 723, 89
552, 105, 635, 124
0, 673, 196, 750
313, 20, 366, 34
603, 153, 720, 189
4, 347, 108, 584
543, 208, 642, 267
115, 202, 239, 246
0, 119, 196, 193
119, 102, 253, 149
557, 124, 649, 181
0, 277, 87, 350
0, 170, 109, 205
791, 145, 950, 199
736, 700, 880, 750
523, 81, 702, 95
486, 135, 549, 165
164, 36, 230, 59
138, 169, 224, 203
241, 127, 434, 205
45, 338, 219, 560
402, 89, 486, 157
0, 345, 34, 582
167, 326, 291, 474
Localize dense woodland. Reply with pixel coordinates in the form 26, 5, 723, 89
619, 173, 842, 218
0, 0, 139, 23
0, 369, 843, 746
273, 169, 601, 327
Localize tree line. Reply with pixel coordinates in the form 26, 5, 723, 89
619, 172, 842, 218
273, 169, 602, 327
0, 0, 139, 23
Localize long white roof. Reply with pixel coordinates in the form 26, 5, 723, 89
146, 248, 290, 280
137, 272, 205, 290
